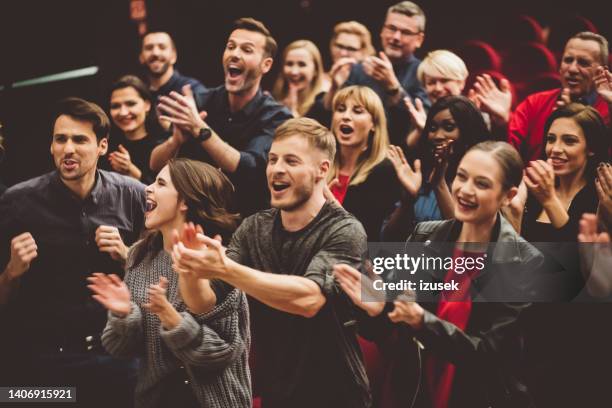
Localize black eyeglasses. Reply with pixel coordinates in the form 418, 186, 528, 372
383, 24, 421, 37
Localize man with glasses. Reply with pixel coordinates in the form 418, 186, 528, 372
322, 1, 429, 146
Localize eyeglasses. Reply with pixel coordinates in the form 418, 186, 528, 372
383, 24, 421, 37
333, 42, 360, 53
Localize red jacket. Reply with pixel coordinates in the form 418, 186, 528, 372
508, 88, 610, 163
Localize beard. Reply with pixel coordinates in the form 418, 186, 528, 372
272, 181, 313, 212
145, 60, 171, 78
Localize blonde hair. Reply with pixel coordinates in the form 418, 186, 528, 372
274, 117, 336, 161
330, 86, 389, 186
330, 21, 376, 58
272, 40, 324, 117
417, 50, 468, 84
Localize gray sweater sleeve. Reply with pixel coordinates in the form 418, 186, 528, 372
101, 301, 145, 358
159, 289, 248, 372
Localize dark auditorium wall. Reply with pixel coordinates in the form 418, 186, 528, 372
0, 0, 609, 186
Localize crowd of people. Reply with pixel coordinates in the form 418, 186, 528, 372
1, 2, 612, 407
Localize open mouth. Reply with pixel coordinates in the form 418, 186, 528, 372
145, 198, 158, 212
271, 182, 290, 192
457, 197, 478, 210
565, 77, 580, 86
550, 157, 568, 166
227, 65, 244, 79
62, 159, 78, 170
339, 124, 353, 135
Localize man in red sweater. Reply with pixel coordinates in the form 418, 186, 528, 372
470, 32, 610, 163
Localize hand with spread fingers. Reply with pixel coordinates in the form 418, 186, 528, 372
329, 57, 356, 89
96, 226, 128, 262
333, 263, 385, 317
388, 145, 422, 197
88, 273, 131, 317
404, 97, 427, 131
468, 73, 512, 125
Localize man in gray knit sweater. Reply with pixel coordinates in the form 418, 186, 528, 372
173, 117, 372, 408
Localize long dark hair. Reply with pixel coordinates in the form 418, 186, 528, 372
130, 159, 240, 267
541, 103, 610, 182
417, 95, 490, 188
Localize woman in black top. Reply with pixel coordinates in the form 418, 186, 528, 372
336, 141, 539, 408
107, 75, 166, 184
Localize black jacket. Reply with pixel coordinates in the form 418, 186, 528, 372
364, 214, 541, 408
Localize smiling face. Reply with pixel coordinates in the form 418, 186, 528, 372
139, 32, 176, 78
423, 74, 464, 104
266, 135, 327, 211
51, 115, 107, 182
110, 86, 151, 137
223, 29, 273, 95
380, 12, 424, 61
332, 96, 374, 150
283, 48, 316, 91
545, 117, 590, 177
145, 165, 187, 230
452, 150, 513, 224
559, 38, 601, 98
427, 108, 460, 146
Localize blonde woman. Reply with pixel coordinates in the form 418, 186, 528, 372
406, 50, 469, 147
272, 40, 324, 117
327, 85, 400, 241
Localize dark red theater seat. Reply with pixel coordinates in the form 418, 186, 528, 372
455, 40, 503, 74
503, 42, 557, 85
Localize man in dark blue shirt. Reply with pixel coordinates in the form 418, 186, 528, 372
152, 18, 292, 216
140, 31, 206, 108
322, 1, 429, 146
0, 98, 146, 407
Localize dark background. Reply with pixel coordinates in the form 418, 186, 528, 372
0, 0, 609, 186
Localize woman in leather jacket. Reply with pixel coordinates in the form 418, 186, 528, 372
335, 141, 541, 408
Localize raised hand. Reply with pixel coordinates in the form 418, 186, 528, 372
594, 66, 612, 104
283, 82, 301, 116
524, 159, 556, 205
363, 52, 401, 93
88, 273, 131, 317
109, 145, 140, 179
429, 141, 453, 186
158, 84, 209, 137
143, 276, 182, 329
555, 87, 571, 110
5, 232, 37, 279
596, 163, 612, 225
329, 57, 356, 89
469, 73, 512, 125
404, 97, 427, 131
172, 232, 229, 280
96, 226, 128, 262
333, 263, 385, 317
388, 145, 422, 197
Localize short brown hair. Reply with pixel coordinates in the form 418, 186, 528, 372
387, 1, 426, 32
53, 97, 110, 142
274, 117, 336, 161
569, 31, 609, 66
232, 17, 277, 59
